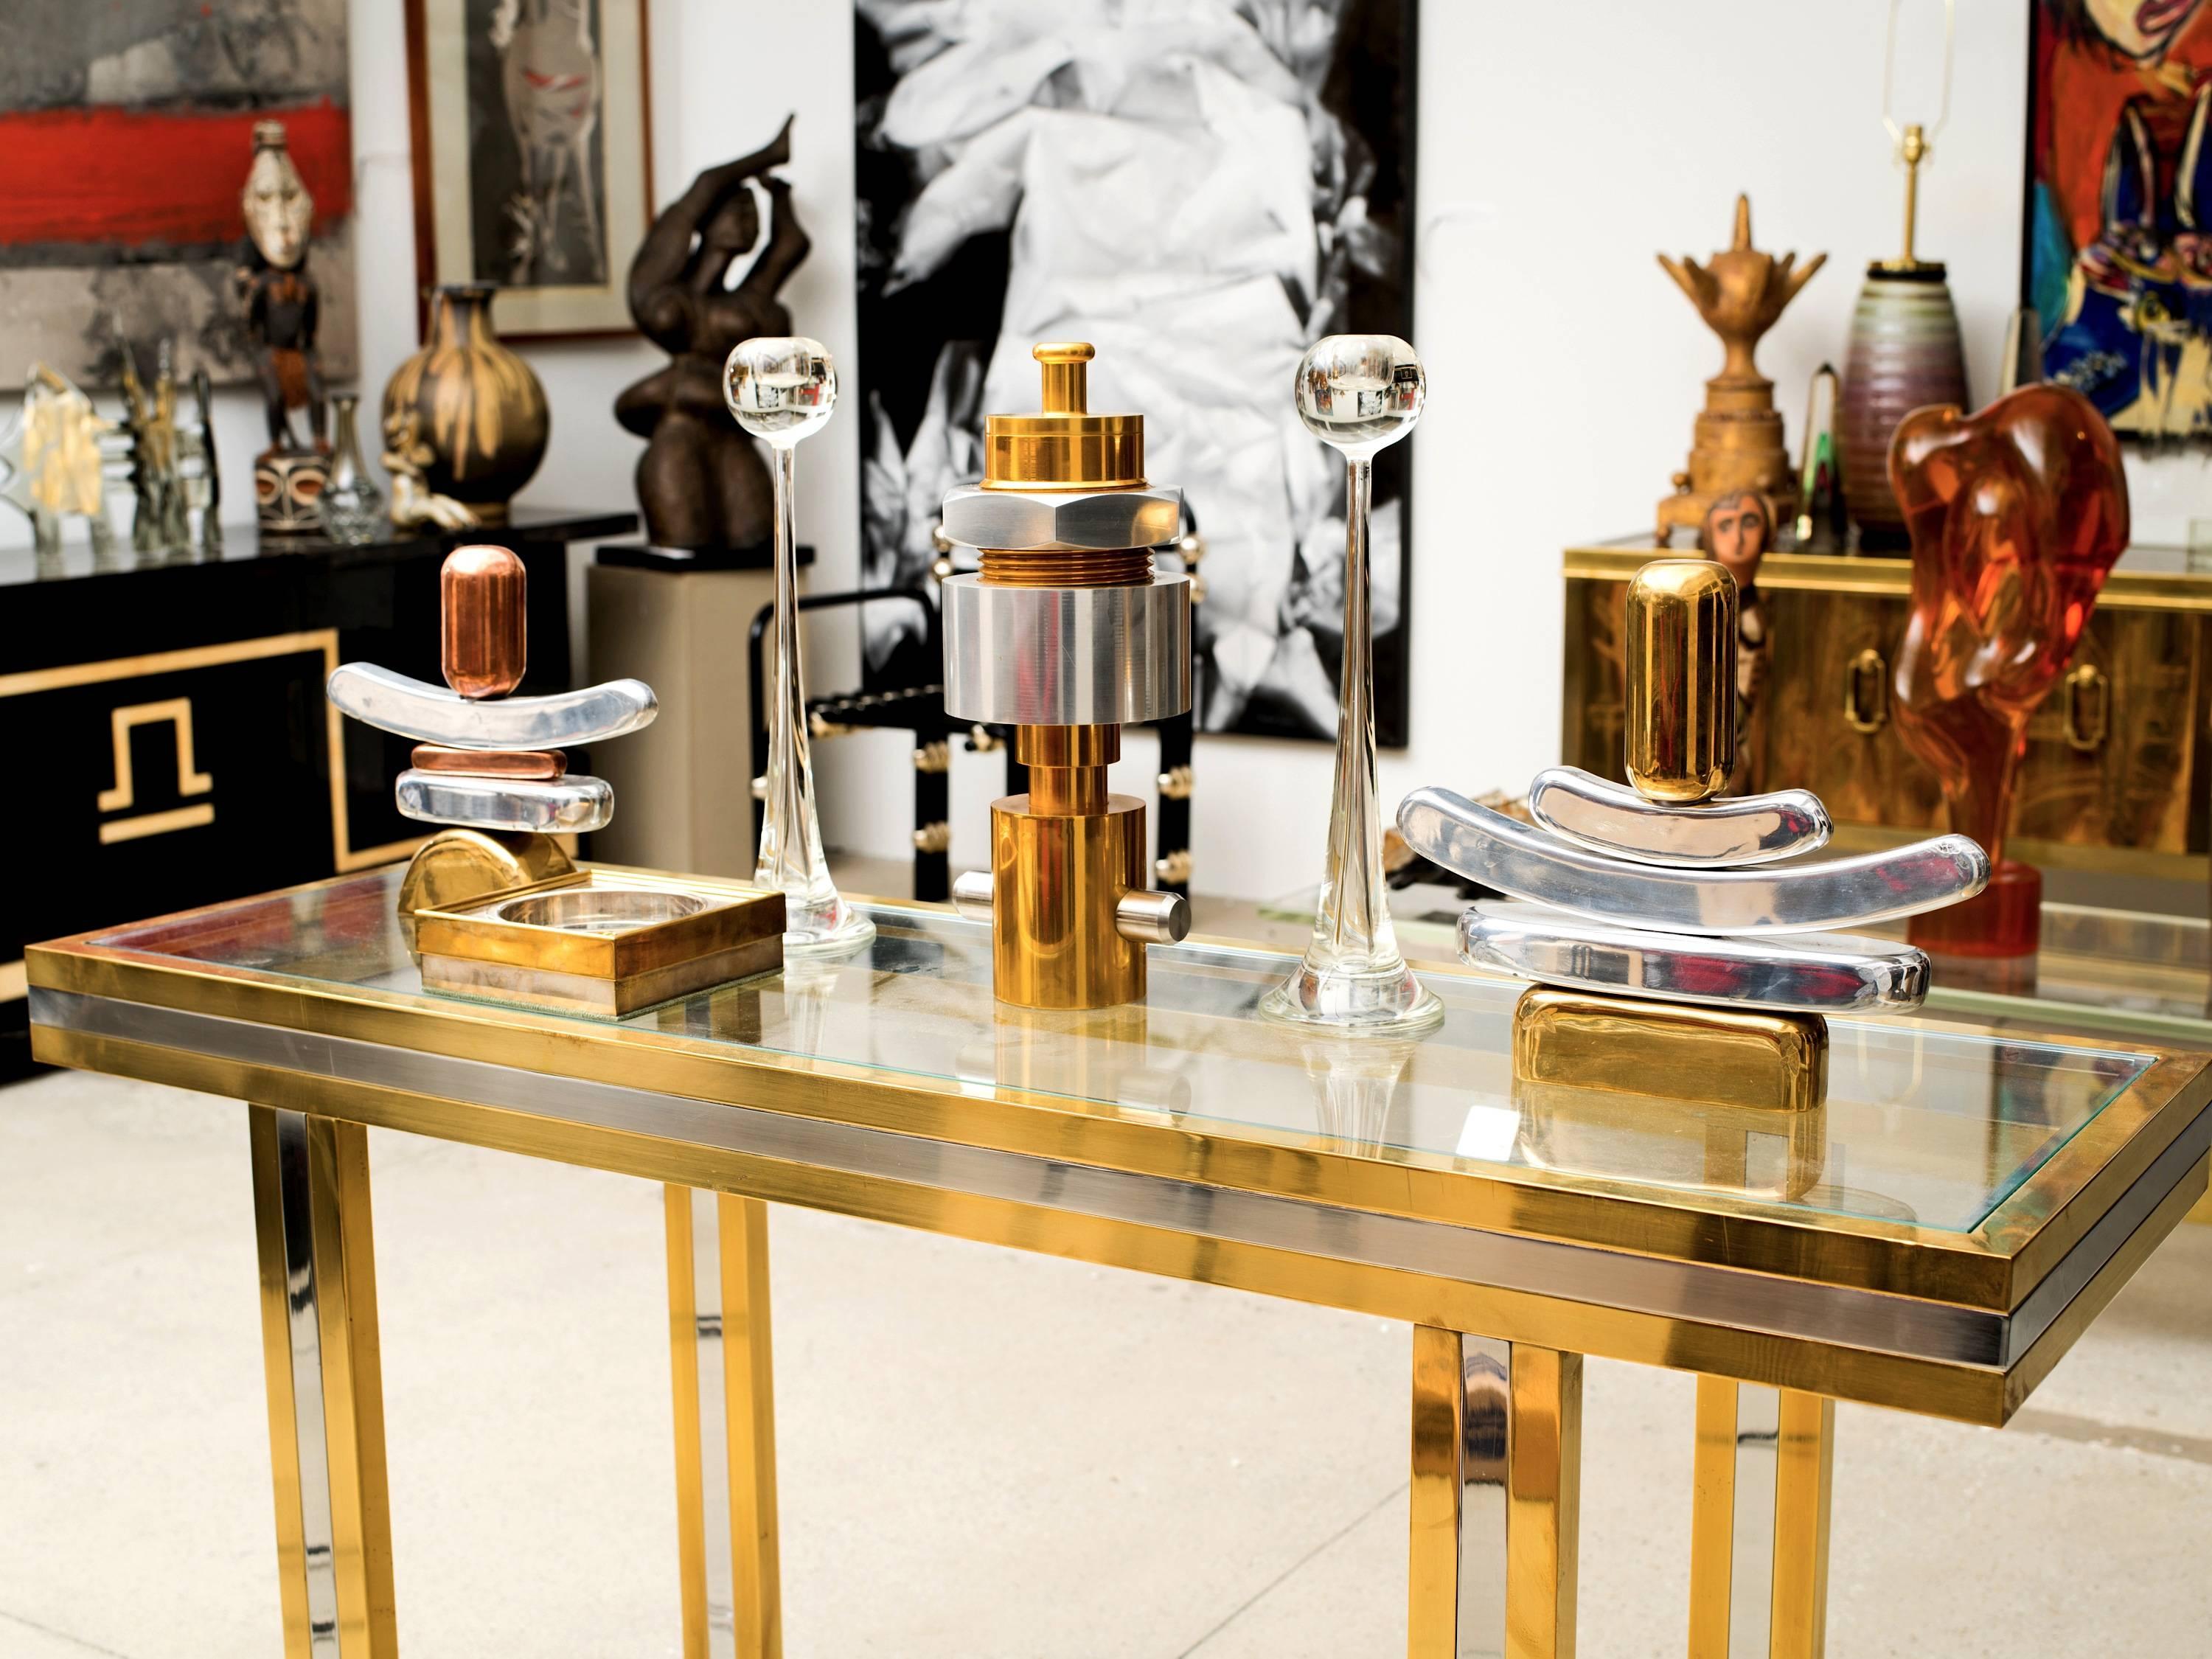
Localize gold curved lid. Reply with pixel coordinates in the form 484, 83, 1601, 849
983, 342, 1146, 490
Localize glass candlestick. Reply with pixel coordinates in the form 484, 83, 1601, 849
725, 336, 874, 956
1263, 335, 1441, 1033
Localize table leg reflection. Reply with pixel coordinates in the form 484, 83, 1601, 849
1408, 1326, 1583, 1659
248, 1106, 397, 1659
1689, 1378, 1834, 1659
665, 1188, 783, 1659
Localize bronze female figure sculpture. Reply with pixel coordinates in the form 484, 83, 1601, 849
616, 118, 811, 551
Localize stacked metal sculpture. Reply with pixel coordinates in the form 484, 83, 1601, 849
328, 544, 656, 838
1397, 558, 1991, 1023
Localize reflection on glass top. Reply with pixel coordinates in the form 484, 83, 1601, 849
91, 872, 2158, 1234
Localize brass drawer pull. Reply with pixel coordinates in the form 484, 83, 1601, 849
1843, 647, 1889, 734
2062, 661, 2110, 752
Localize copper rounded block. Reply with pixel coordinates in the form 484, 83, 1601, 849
441, 543, 527, 698
410, 744, 566, 779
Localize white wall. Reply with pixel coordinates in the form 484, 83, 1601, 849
21, 1, 2211, 901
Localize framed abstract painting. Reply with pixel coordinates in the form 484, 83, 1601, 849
404, 0, 652, 339
0, 0, 358, 389
2026, 0, 2212, 439
854, 0, 1419, 745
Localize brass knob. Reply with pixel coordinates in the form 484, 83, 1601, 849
440, 543, 526, 700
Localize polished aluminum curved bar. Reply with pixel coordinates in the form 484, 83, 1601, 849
1458, 901, 1930, 1012
1397, 787, 1989, 935
395, 769, 613, 833
941, 484, 1183, 552
328, 663, 657, 750
1527, 767, 1831, 867
941, 574, 1191, 726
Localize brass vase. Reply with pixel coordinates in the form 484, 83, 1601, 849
382, 285, 549, 522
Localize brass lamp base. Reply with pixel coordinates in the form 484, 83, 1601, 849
1512, 985, 1828, 1114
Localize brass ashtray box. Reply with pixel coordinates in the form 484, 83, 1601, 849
415, 869, 785, 1016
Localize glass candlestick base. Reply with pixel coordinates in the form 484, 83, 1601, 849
1262, 960, 1441, 1034
779, 890, 876, 958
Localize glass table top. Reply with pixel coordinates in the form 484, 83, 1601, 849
79, 870, 2166, 1239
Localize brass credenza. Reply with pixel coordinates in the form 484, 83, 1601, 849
1562, 541, 2212, 888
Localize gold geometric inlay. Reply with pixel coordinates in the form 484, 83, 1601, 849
99, 697, 215, 844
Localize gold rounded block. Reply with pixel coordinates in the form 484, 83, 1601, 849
982, 340, 1145, 490
1625, 558, 1738, 803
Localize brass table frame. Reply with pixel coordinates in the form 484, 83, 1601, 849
27, 881, 2212, 1659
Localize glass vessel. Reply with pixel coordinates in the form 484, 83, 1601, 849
1262, 335, 1440, 1032
1891, 383, 2129, 961
318, 394, 386, 545
724, 336, 872, 956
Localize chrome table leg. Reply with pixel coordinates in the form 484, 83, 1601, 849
1408, 1326, 1582, 1659
248, 1106, 397, 1659
666, 1187, 782, 1659
1689, 1379, 1834, 1658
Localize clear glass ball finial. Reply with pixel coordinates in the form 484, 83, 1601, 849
1294, 334, 1425, 459
725, 336, 837, 447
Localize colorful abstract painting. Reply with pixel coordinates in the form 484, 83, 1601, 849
2027, 0, 2212, 439
0, 0, 358, 390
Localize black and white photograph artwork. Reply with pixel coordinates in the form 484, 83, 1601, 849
467, 0, 611, 290
855, 0, 1418, 742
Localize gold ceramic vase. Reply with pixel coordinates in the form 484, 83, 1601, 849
382, 285, 549, 522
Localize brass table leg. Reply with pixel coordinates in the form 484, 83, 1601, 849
1688, 1378, 1835, 1659
248, 1106, 397, 1659
665, 1188, 783, 1659
1408, 1326, 1582, 1659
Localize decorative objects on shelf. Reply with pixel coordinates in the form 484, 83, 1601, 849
1840, 0, 1969, 551
725, 335, 874, 956
1399, 557, 1989, 1107
1697, 490, 1774, 793
318, 393, 386, 545
238, 119, 331, 536
1264, 335, 1437, 1032
1654, 197, 1826, 543
404, 0, 651, 338
1891, 383, 2129, 962
1794, 363, 1846, 551
380, 408, 478, 531
325, 542, 768, 1014
115, 339, 189, 554
936, 341, 1193, 1009
380, 285, 549, 524
619, 119, 810, 552
4, 366, 115, 556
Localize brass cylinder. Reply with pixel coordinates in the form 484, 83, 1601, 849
982, 343, 1145, 491
441, 543, 527, 699
1625, 558, 1737, 802
990, 792, 1147, 1009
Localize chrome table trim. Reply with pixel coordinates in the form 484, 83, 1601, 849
41, 985, 2203, 1373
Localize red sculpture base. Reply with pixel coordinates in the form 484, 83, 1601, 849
1908, 858, 2042, 959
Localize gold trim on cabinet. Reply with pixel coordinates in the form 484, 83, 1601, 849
0, 630, 425, 875
1564, 544, 2212, 613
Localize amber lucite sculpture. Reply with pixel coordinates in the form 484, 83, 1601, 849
1890, 384, 2129, 960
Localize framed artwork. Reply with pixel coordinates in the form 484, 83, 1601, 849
854, 0, 1419, 745
0, 0, 358, 390
2025, 0, 2212, 440
405, 0, 652, 340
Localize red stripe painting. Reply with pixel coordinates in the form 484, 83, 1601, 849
0, 98, 353, 250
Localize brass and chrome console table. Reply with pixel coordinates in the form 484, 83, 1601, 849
27, 870, 2212, 1658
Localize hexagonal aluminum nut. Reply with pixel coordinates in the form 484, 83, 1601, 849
939, 484, 1182, 552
